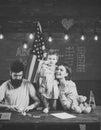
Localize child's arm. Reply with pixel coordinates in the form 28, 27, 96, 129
39, 62, 47, 77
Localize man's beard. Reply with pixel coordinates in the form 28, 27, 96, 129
10, 77, 22, 88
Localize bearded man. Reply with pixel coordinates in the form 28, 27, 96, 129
0, 60, 40, 112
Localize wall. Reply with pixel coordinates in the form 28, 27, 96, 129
0, 33, 34, 80
0, 32, 101, 105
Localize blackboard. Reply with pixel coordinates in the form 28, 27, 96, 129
46, 33, 101, 80
0, 33, 32, 80
0, 33, 101, 80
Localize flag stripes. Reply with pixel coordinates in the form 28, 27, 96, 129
25, 21, 45, 83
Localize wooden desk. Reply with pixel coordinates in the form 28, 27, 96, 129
0, 110, 100, 130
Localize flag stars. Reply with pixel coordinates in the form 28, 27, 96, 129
33, 50, 35, 53
36, 48, 39, 51
38, 35, 40, 38
42, 46, 45, 50
34, 45, 36, 47
37, 55, 40, 58
31, 22, 45, 60
35, 39, 37, 42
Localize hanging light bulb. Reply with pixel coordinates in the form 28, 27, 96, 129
80, 25, 85, 41
80, 34, 85, 41
29, 33, 34, 39
64, 34, 69, 40
93, 21, 98, 41
23, 43, 28, 49
0, 33, 4, 40
0, 26, 4, 40
48, 35, 53, 42
23, 41, 28, 49
94, 34, 98, 41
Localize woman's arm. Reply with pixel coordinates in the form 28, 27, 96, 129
59, 92, 73, 110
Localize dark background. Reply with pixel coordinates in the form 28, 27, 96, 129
0, 0, 101, 105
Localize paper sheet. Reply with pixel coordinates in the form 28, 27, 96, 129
0, 113, 11, 120
51, 112, 76, 119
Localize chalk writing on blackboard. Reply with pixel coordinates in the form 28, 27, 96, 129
64, 46, 75, 68
52, 46, 86, 73
16, 45, 31, 65
76, 46, 85, 72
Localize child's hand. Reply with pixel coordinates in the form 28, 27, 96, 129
43, 61, 49, 65
43, 108, 49, 113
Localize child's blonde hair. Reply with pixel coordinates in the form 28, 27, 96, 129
45, 49, 59, 60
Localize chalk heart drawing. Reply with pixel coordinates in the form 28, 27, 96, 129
62, 18, 74, 30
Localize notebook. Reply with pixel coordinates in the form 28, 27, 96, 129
0, 112, 11, 120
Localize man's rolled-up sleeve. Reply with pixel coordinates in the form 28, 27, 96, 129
0, 83, 6, 102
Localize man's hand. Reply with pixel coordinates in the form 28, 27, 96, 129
24, 104, 35, 112
7, 105, 20, 112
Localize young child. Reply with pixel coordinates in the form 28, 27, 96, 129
39, 49, 59, 113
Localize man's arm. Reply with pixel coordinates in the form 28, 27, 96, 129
0, 82, 8, 109
0, 82, 24, 112
0, 103, 18, 111
0, 83, 6, 102
0, 103, 9, 108
24, 83, 40, 112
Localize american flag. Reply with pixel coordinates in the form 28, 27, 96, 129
25, 21, 45, 83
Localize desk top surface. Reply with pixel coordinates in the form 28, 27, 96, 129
0, 110, 100, 125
